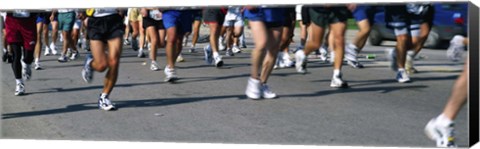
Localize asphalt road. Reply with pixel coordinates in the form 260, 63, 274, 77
1, 28, 469, 148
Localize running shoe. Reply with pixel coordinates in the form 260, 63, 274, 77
82, 54, 94, 83
150, 61, 160, 71
164, 66, 178, 82
425, 117, 457, 147
15, 83, 25, 96
214, 55, 224, 67
295, 50, 307, 74
396, 70, 411, 83
261, 84, 277, 99
245, 77, 261, 99
98, 94, 116, 111
203, 45, 213, 65
330, 74, 348, 88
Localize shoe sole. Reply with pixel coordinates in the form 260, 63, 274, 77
99, 106, 116, 111
164, 77, 178, 83
216, 61, 224, 67
330, 84, 349, 88
82, 69, 92, 83
424, 120, 441, 141
15, 92, 25, 96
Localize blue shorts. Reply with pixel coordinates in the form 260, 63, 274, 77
244, 8, 285, 28
352, 5, 375, 23
162, 10, 193, 34
36, 13, 51, 24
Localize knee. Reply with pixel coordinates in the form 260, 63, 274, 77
95, 59, 108, 72
107, 58, 119, 68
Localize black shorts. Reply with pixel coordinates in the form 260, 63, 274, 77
283, 7, 296, 27
87, 14, 125, 42
265, 22, 283, 29
142, 17, 165, 30
192, 9, 203, 21
301, 6, 311, 25
203, 9, 225, 24
309, 6, 349, 28
411, 4, 434, 26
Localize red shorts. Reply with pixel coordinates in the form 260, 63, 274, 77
5, 15, 37, 50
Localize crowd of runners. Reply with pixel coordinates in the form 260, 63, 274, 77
0, 3, 469, 148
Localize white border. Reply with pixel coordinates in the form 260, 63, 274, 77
0, 139, 440, 149
0, 0, 478, 149
0, 0, 471, 10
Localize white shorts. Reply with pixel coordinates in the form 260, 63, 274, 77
223, 18, 244, 27
73, 19, 82, 29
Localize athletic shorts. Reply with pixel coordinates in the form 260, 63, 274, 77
223, 18, 244, 27
128, 8, 142, 22
385, 4, 434, 36
142, 17, 164, 30
309, 6, 349, 28
5, 15, 37, 50
87, 14, 125, 43
244, 8, 285, 28
203, 8, 226, 24
73, 19, 82, 29
409, 4, 434, 26
301, 6, 310, 25
192, 9, 203, 21
162, 10, 193, 34
352, 5, 376, 24
36, 13, 51, 24
58, 12, 76, 31
283, 7, 296, 27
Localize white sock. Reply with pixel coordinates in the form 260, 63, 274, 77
333, 69, 341, 77
213, 52, 219, 58
437, 114, 454, 126
398, 68, 406, 72
16, 79, 23, 84
348, 43, 358, 50
191, 45, 195, 48
34, 58, 39, 63
100, 93, 108, 98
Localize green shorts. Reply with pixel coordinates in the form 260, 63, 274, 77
308, 6, 350, 28
58, 12, 76, 31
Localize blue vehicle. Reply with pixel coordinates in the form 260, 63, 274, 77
368, 3, 468, 49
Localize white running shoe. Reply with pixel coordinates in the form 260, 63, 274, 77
44, 46, 51, 56
446, 35, 465, 62
405, 51, 417, 74
330, 74, 349, 88
98, 94, 116, 111
204, 45, 213, 65
150, 61, 161, 71
214, 55, 224, 67
124, 39, 131, 45
396, 69, 411, 83
15, 83, 25, 96
50, 43, 58, 55
345, 45, 358, 62
329, 50, 335, 64
164, 66, 178, 82
176, 54, 185, 62
261, 84, 277, 99
319, 46, 328, 62
281, 52, 294, 68
232, 45, 242, 53
70, 51, 79, 60
138, 49, 146, 58
22, 63, 32, 81
295, 50, 307, 74
425, 118, 457, 147
82, 54, 94, 83
219, 37, 226, 51
58, 55, 68, 63
34, 62, 42, 70
245, 77, 261, 99
225, 48, 234, 57
385, 48, 398, 71
189, 47, 196, 53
